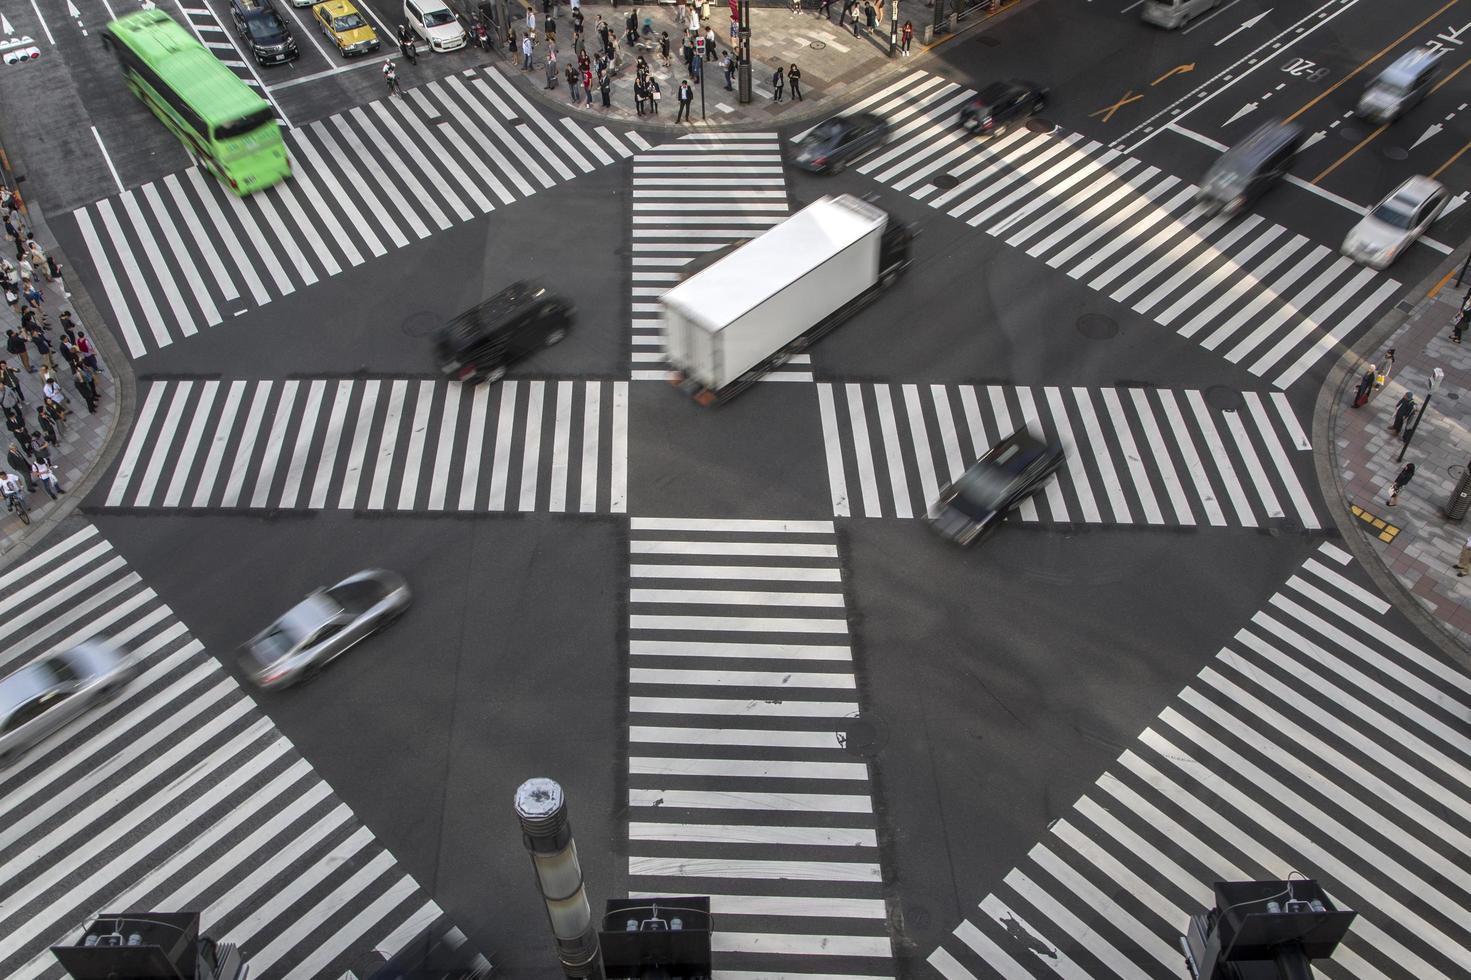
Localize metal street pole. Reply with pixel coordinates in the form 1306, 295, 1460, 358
699, 40, 706, 119
515, 778, 601, 979
1398, 366, 1444, 462
736, 0, 751, 103
1456, 248, 1471, 288
887, 0, 897, 55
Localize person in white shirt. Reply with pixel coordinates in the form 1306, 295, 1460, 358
0, 471, 22, 510
31, 458, 62, 498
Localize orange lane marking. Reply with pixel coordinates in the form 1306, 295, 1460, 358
1091, 91, 1144, 123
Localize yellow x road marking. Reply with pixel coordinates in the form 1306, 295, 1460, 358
1091, 91, 1144, 123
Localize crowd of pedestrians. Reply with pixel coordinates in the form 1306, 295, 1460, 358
0, 184, 101, 525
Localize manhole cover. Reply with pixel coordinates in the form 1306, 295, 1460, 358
1383, 146, 1409, 161
932, 173, 959, 190
401, 311, 444, 337
1026, 116, 1056, 133
976, 35, 1000, 47
1077, 313, 1118, 339
809, 40, 825, 50
1450, 391, 1461, 400
837, 716, 886, 757
1339, 125, 1363, 141
1204, 385, 1244, 411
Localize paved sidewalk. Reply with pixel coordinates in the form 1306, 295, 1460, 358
490, 0, 1025, 130
1329, 261, 1471, 648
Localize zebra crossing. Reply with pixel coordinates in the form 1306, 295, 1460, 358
629, 133, 814, 383
102, 377, 628, 512
65, 66, 650, 360
0, 524, 489, 980
625, 517, 892, 978
927, 541, 1471, 980
827, 71, 1404, 390
817, 381, 1318, 529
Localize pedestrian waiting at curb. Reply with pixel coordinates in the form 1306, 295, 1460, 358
1387, 462, 1415, 507
1351, 363, 1375, 407
771, 64, 783, 101
675, 79, 693, 122
788, 63, 802, 100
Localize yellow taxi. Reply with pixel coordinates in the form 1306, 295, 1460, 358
312, 0, 380, 56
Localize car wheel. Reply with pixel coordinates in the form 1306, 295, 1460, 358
879, 267, 899, 290
829, 157, 845, 174
485, 364, 507, 385
993, 121, 1008, 138
1033, 98, 1046, 114
544, 326, 567, 347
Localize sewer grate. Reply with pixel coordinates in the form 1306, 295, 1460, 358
932, 173, 959, 189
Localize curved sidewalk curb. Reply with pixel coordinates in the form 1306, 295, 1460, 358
1312, 251, 1471, 670
0, 147, 137, 576
482, 0, 1035, 134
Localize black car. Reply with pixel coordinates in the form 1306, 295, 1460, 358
959, 79, 1049, 138
926, 427, 1065, 545
789, 113, 890, 174
231, 0, 299, 66
1194, 120, 1304, 217
435, 281, 574, 385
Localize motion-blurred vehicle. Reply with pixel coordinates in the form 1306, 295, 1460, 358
1342, 175, 1448, 270
1140, 0, 1220, 29
789, 113, 890, 174
1195, 120, 1304, 217
230, 0, 298, 65
0, 639, 135, 767
313, 0, 381, 56
405, 0, 467, 51
925, 427, 1065, 546
239, 569, 410, 689
435, 280, 574, 385
1357, 49, 1441, 124
959, 79, 1048, 138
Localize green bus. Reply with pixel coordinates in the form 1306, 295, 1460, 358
102, 9, 290, 195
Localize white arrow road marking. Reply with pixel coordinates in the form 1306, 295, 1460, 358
1444, 192, 1467, 218
1225, 101, 1258, 126
1217, 9, 1272, 47
1300, 131, 1327, 152
1412, 123, 1444, 150
27, 0, 53, 43
0, 13, 14, 34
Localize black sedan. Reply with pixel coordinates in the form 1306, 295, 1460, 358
926, 427, 1065, 545
959, 79, 1049, 138
789, 113, 890, 174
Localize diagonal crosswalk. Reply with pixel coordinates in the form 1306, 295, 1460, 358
65, 67, 650, 360
827, 71, 1404, 390
625, 517, 892, 978
102, 377, 628, 512
629, 133, 814, 384
817, 381, 1318, 529
926, 541, 1471, 980
0, 524, 489, 980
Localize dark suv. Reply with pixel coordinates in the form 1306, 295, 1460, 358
435, 281, 574, 385
231, 0, 299, 66
959, 79, 1049, 138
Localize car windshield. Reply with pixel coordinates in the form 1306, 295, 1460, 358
250, 627, 297, 666
326, 580, 383, 616
1371, 79, 1410, 100
334, 12, 366, 30
953, 465, 1019, 515
811, 120, 846, 141
1371, 197, 1417, 229
423, 9, 456, 25
246, 15, 284, 39
34, 657, 79, 686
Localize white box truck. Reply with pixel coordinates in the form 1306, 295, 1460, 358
661, 194, 912, 404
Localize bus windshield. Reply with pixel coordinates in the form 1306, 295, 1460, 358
214, 107, 275, 141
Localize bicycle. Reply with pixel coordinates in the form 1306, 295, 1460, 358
5, 490, 30, 525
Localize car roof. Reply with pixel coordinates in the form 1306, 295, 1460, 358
982, 427, 1052, 469
1381, 48, 1439, 85
1387, 175, 1444, 206
1219, 120, 1303, 167
974, 80, 1019, 103
0, 660, 64, 712
317, 0, 358, 15
279, 592, 343, 638
444, 280, 550, 338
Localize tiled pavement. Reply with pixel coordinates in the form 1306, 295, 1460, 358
1332, 279, 1471, 646
0, 270, 116, 556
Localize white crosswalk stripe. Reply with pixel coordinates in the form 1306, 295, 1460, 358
629, 133, 814, 384
0, 525, 490, 980
926, 542, 1471, 980
103, 377, 628, 512
626, 517, 891, 978
841, 71, 1404, 389
817, 382, 1318, 529
64, 67, 647, 359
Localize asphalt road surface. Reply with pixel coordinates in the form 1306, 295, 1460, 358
3, 1, 1471, 979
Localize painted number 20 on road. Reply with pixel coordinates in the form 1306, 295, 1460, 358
1281, 57, 1330, 82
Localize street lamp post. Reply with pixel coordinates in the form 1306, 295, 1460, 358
1398, 366, 1445, 462
515, 778, 601, 979
887, 0, 897, 55
736, 0, 751, 103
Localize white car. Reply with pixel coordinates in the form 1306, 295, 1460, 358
404, 0, 466, 51
1342, 176, 1448, 270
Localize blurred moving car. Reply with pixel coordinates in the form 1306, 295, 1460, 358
959, 79, 1048, 138
313, 0, 381, 57
1342, 175, 1448, 270
230, 0, 299, 65
239, 569, 411, 689
0, 639, 136, 767
789, 113, 890, 174
1357, 49, 1441, 125
1140, 0, 1220, 29
404, 0, 467, 51
1195, 120, 1304, 217
435, 280, 574, 385
925, 427, 1065, 546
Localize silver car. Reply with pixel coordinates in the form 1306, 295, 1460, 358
1357, 49, 1440, 125
1342, 176, 1448, 270
240, 569, 411, 689
0, 639, 136, 768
